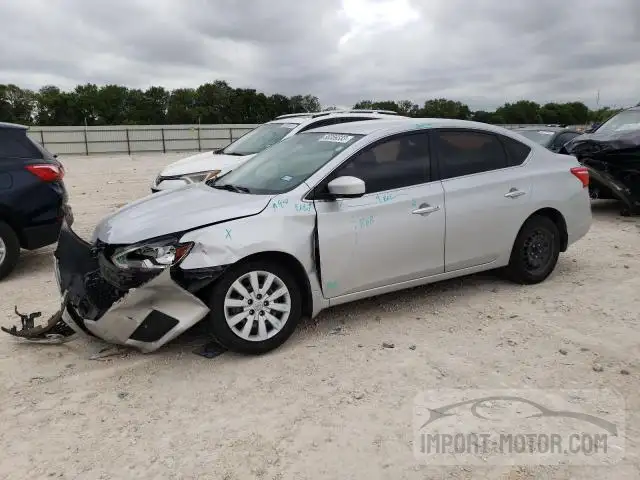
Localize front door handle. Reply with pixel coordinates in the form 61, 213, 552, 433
412, 203, 440, 215
504, 188, 526, 199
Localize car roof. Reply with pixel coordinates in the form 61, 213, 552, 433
302, 117, 543, 137
0, 121, 28, 130
267, 111, 405, 125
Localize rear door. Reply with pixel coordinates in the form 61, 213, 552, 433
311, 131, 445, 297
432, 129, 533, 272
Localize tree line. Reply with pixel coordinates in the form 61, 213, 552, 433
0, 81, 624, 127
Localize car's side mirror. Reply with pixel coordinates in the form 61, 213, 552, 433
327, 176, 365, 198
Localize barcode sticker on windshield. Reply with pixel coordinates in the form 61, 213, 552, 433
319, 134, 354, 143
280, 123, 297, 129
538, 131, 555, 135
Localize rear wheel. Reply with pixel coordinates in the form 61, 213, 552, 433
207, 260, 302, 354
0, 221, 20, 281
504, 215, 560, 285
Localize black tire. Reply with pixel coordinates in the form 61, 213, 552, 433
0, 221, 20, 281
206, 260, 302, 354
504, 215, 561, 285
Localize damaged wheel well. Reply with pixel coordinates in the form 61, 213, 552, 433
232, 251, 314, 318
527, 208, 568, 252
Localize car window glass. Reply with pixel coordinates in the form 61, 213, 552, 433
298, 118, 339, 133
434, 130, 508, 179
327, 132, 430, 194
222, 122, 299, 155
499, 134, 531, 166
556, 132, 579, 146
214, 132, 363, 195
0, 129, 40, 158
332, 117, 377, 124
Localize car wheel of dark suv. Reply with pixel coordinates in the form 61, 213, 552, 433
0, 221, 20, 280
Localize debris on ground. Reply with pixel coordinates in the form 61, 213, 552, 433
89, 345, 130, 361
559, 348, 568, 355
193, 339, 227, 359
381, 342, 395, 349
1, 298, 75, 344
592, 363, 604, 372
620, 369, 630, 375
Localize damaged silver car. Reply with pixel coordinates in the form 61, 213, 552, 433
3, 118, 592, 354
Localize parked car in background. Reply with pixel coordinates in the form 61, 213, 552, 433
0, 122, 73, 280
150, 110, 405, 192
6, 118, 592, 355
512, 126, 582, 152
560, 105, 640, 215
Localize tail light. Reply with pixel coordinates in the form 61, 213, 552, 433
25, 164, 64, 182
570, 166, 589, 188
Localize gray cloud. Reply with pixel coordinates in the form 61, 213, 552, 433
0, 0, 638, 110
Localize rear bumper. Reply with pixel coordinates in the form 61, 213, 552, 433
21, 204, 73, 250
54, 222, 210, 353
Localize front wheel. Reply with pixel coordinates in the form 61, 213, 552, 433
504, 215, 561, 285
207, 260, 302, 354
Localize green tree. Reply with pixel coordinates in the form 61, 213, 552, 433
495, 100, 541, 124
420, 98, 471, 119
0, 84, 35, 124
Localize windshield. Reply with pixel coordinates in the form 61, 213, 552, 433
211, 131, 364, 194
515, 130, 556, 146
594, 109, 640, 135
222, 122, 300, 156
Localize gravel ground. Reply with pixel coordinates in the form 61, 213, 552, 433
0, 153, 638, 480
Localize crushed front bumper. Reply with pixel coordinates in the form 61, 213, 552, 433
4, 222, 213, 353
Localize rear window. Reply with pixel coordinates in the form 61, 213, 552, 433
0, 128, 42, 159
499, 135, 532, 166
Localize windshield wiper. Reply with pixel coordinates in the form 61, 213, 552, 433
220, 151, 245, 156
212, 183, 250, 193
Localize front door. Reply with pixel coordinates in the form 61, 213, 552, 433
312, 131, 446, 298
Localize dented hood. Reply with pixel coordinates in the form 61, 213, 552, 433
160, 151, 255, 177
563, 129, 640, 162
92, 183, 272, 244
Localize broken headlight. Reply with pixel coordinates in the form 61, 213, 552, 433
183, 170, 221, 184
111, 240, 193, 270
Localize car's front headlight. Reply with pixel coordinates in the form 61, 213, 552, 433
183, 170, 221, 184
111, 240, 193, 270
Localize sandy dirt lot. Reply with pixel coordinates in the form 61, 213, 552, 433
0, 153, 638, 480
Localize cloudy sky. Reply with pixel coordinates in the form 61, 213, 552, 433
1, 0, 639, 110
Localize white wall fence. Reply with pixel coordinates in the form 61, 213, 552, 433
26, 124, 259, 156
26, 123, 588, 156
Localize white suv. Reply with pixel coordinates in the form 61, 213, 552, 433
151, 110, 405, 192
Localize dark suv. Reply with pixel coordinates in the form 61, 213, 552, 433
0, 122, 73, 280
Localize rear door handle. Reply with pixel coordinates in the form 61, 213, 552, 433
412, 204, 440, 215
504, 188, 526, 199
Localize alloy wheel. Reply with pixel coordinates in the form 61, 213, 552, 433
223, 270, 292, 342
